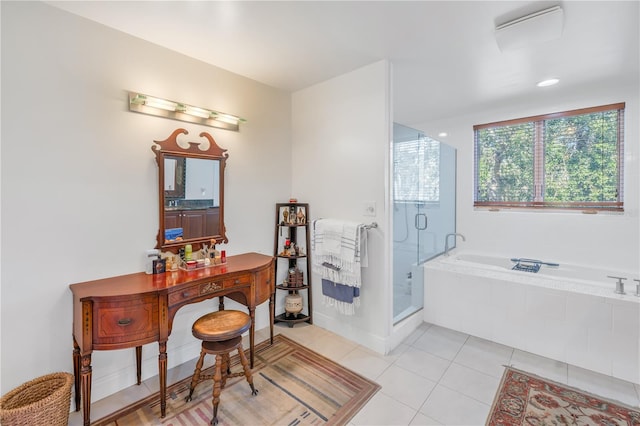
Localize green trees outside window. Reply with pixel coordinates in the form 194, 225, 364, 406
474, 103, 624, 211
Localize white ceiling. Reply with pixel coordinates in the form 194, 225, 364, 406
47, 1, 639, 125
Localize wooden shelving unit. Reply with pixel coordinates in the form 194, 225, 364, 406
273, 202, 312, 327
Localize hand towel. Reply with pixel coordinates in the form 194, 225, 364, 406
321, 279, 361, 315
312, 219, 367, 287
312, 219, 368, 315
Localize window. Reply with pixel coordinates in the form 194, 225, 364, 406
474, 103, 624, 211
394, 134, 440, 204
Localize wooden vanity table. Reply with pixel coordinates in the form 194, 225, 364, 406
70, 252, 274, 426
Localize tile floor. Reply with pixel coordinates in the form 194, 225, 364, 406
69, 322, 640, 426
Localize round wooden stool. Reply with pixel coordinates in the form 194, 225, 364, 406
185, 310, 258, 425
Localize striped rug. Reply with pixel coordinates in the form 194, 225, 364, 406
94, 334, 380, 426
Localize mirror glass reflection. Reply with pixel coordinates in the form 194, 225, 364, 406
163, 156, 221, 243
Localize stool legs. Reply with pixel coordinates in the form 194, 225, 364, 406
185, 349, 206, 402
237, 345, 258, 396
186, 342, 258, 425
211, 347, 256, 425
220, 353, 231, 388
212, 354, 223, 425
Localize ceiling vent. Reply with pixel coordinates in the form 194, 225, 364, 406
495, 6, 564, 52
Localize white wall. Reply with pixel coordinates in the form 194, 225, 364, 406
1, 2, 291, 400
290, 61, 393, 352
414, 81, 640, 275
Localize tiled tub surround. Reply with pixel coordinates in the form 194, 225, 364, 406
424, 252, 640, 384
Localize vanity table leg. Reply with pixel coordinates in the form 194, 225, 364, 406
72, 341, 81, 411
135, 346, 142, 385
81, 354, 92, 426
249, 307, 255, 368
269, 293, 275, 344
159, 341, 167, 418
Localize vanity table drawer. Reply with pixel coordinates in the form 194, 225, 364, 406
168, 280, 225, 306
169, 283, 200, 305
224, 274, 251, 289
93, 295, 158, 346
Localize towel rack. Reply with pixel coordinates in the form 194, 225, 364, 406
313, 219, 378, 230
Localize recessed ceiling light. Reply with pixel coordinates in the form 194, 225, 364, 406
537, 78, 559, 87
438, 132, 448, 137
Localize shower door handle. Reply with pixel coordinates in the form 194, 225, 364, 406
415, 213, 428, 230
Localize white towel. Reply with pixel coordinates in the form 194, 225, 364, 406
312, 219, 368, 288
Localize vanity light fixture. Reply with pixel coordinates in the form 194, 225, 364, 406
128, 92, 246, 131
184, 105, 212, 119
144, 96, 179, 111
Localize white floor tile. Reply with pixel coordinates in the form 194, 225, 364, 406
377, 364, 437, 410
509, 348, 568, 384
394, 346, 451, 382
339, 346, 393, 380
409, 411, 443, 425
453, 335, 513, 378
419, 384, 490, 426
402, 322, 431, 346
383, 341, 411, 363
439, 363, 501, 405
351, 391, 418, 426
412, 325, 469, 360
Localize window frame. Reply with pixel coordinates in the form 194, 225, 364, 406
393, 134, 441, 205
473, 102, 625, 212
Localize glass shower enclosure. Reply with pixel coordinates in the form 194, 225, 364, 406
392, 123, 456, 324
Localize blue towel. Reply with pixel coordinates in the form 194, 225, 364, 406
322, 279, 360, 303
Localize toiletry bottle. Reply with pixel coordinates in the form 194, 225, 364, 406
211, 243, 220, 263
185, 244, 192, 261
145, 249, 159, 274
221, 250, 226, 263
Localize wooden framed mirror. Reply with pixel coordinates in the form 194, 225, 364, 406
152, 128, 228, 251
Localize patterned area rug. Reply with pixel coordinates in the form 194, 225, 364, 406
94, 334, 380, 426
487, 367, 640, 426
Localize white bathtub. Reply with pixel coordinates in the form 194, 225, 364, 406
439, 253, 640, 300
424, 252, 640, 384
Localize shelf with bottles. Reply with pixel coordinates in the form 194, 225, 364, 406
273, 202, 312, 327
276, 238, 307, 259
277, 203, 307, 227
275, 265, 307, 289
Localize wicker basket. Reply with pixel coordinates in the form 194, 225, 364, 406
0, 372, 73, 426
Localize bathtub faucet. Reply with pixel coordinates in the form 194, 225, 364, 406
444, 233, 466, 256
608, 276, 627, 295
